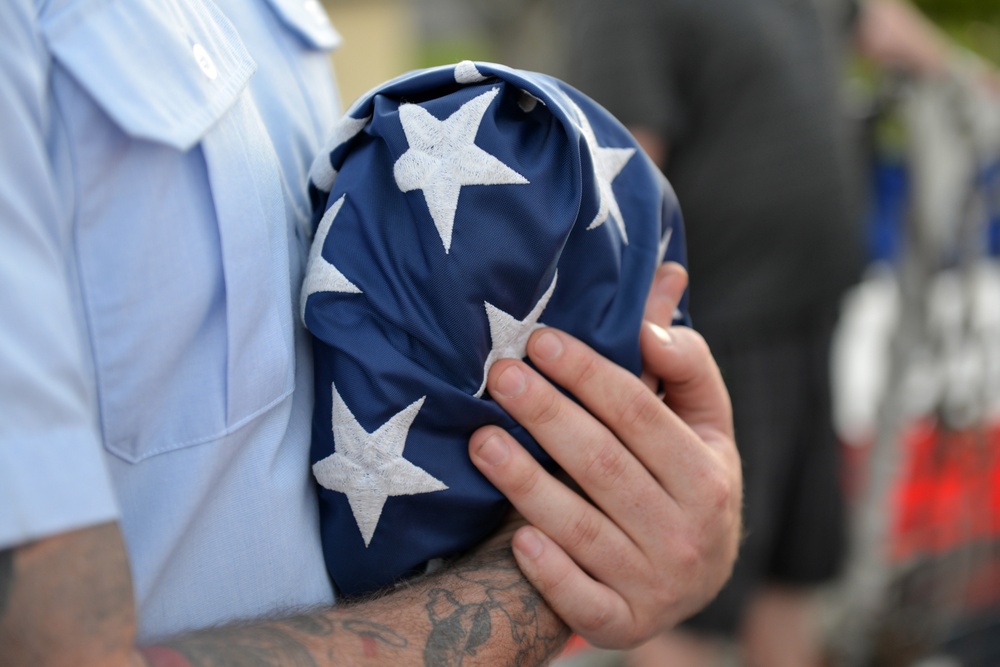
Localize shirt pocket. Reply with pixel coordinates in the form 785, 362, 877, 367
41, 0, 297, 462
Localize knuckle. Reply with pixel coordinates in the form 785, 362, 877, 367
581, 443, 629, 490
561, 510, 603, 552
616, 386, 663, 433
701, 464, 736, 513
573, 600, 615, 637
525, 388, 563, 427
505, 459, 543, 500
570, 353, 602, 389
674, 537, 703, 573
532, 560, 573, 604
541, 558, 574, 594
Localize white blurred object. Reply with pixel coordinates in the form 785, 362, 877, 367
832, 263, 899, 446
971, 260, 1000, 422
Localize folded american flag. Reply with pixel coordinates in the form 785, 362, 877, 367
302, 61, 689, 596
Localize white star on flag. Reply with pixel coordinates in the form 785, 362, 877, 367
301, 194, 362, 324
393, 87, 529, 253
310, 114, 371, 193
658, 227, 674, 264
313, 382, 448, 547
454, 60, 489, 84
475, 272, 558, 398
657, 228, 684, 321
569, 101, 636, 244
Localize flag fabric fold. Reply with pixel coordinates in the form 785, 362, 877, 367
302, 61, 689, 596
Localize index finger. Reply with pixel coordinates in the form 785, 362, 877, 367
516, 328, 722, 505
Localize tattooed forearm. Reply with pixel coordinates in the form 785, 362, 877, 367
341, 619, 408, 650
0, 548, 13, 617
139, 545, 565, 667
158, 624, 321, 667
423, 546, 569, 667
279, 614, 335, 638
147, 615, 409, 667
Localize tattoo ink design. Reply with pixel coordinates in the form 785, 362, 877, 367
424, 547, 569, 666
0, 548, 12, 616
425, 588, 492, 664
145, 547, 566, 667
342, 619, 408, 659
280, 614, 335, 638
164, 624, 321, 667
151, 614, 410, 666
342, 619, 408, 648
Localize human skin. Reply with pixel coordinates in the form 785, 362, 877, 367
0, 263, 741, 667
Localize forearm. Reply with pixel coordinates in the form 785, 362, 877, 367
0, 524, 142, 667
0, 523, 569, 667
146, 545, 569, 667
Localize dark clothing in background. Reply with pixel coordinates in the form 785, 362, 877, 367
690, 309, 847, 633
569, 0, 864, 342
569, 0, 864, 637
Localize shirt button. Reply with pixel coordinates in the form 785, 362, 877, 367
303, 0, 330, 24
192, 43, 218, 80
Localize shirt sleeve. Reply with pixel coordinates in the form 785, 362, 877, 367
0, 0, 119, 551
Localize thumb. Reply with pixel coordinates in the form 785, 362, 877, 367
640, 322, 733, 443
643, 262, 688, 328
640, 262, 688, 391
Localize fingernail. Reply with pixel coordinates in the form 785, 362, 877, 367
533, 331, 564, 362
646, 321, 673, 346
495, 365, 527, 397
476, 434, 509, 467
514, 529, 544, 559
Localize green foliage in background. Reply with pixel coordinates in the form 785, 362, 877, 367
418, 37, 495, 70
912, 0, 1000, 23
912, 0, 1000, 65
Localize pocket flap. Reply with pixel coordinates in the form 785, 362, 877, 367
40, 0, 256, 151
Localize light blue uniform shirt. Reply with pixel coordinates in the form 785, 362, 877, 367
1, 0, 341, 641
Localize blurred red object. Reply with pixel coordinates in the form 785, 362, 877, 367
889, 419, 1000, 561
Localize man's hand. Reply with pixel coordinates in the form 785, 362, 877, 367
469, 263, 742, 649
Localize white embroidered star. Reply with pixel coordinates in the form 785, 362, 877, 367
570, 101, 636, 244
475, 272, 558, 398
313, 383, 447, 547
658, 227, 674, 264
657, 227, 685, 323
300, 194, 362, 324
454, 60, 488, 84
309, 114, 371, 192
393, 88, 529, 253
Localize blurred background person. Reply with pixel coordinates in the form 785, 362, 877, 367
563, 1, 949, 666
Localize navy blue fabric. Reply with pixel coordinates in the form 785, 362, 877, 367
303, 62, 689, 596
